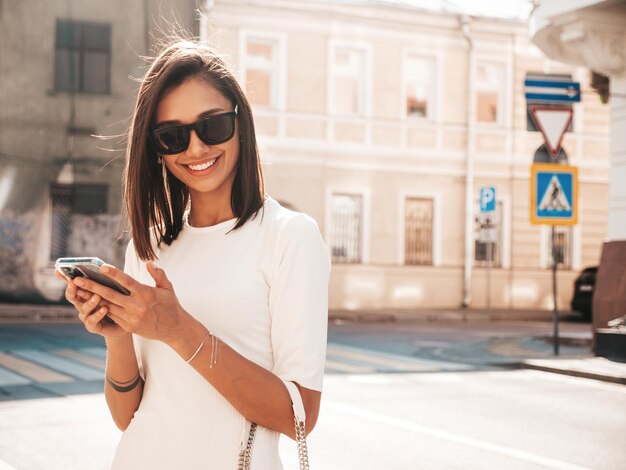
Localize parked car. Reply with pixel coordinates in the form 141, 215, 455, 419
570, 266, 597, 321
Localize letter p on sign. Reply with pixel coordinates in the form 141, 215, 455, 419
480, 187, 496, 212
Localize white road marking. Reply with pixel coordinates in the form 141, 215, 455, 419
0, 366, 30, 387
10, 350, 103, 381
325, 358, 377, 374
327, 342, 474, 371
0, 352, 73, 384
51, 349, 106, 370
324, 401, 594, 470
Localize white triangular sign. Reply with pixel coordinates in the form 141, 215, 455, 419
538, 175, 571, 211
530, 106, 572, 158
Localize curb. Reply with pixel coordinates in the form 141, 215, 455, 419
521, 362, 626, 385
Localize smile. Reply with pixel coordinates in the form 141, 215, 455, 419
182, 155, 221, 174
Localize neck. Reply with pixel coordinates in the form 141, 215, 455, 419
187, 189, 235, 228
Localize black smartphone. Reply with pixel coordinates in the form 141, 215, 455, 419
55, 257, 130, 295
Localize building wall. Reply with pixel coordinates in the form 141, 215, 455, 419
0, 0, 198, 301
205, 0, 611, 311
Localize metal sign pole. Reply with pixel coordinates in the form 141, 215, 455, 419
487, 240, 492, 311
551, 225, 560, 356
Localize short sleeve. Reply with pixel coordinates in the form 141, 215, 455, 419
269, 214, 331, 392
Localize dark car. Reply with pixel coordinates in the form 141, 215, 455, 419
571, 266, 597, 321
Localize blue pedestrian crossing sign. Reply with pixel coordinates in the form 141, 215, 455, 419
480, 187, 496, 212
530, 164, 578, 225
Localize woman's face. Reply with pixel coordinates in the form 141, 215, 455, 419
154, 77, 240, 200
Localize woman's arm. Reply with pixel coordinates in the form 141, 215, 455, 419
104, 334, 144, 431
55, 271, 144, 432
168, 319, 320, 440
72, 263, 320, 440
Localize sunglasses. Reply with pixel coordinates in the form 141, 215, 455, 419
151, 106, 238, 155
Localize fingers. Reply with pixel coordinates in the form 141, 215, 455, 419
84, 304, 108, 333
146, 261, 173, 290
77, 293, 103, 322
99, 264, 138, 294
73, 277, 126, 308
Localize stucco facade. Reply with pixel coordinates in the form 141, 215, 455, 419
0, 0, 199, 301
203, 0, 611, 311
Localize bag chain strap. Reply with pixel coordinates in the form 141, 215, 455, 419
238, 423, 257, 470
239, 418, 310, 470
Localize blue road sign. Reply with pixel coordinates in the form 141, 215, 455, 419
530, 164, 578, 225
525, 77, 581, 103
480, 187, 496, 212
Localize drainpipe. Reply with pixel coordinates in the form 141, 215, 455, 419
461, 15, 475, 307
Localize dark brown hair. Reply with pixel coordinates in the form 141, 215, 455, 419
124, 40, 265, 261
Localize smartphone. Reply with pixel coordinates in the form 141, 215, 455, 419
55, 257, 130, 295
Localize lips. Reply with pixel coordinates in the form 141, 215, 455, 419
181, 154, 221, 175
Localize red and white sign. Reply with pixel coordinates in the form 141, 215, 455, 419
529, 105, 573, 158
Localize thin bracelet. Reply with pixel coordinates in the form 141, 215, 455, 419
186, 332, 210, 364
186, 331, 218, 367
106, 372, 142, 393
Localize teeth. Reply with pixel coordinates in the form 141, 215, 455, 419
187, 158, 217, 171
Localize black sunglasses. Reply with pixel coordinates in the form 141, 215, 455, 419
151, 106, 238, 155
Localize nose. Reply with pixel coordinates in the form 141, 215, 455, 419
186, 129, 209, 155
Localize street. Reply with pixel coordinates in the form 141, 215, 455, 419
0, 318, 625, 469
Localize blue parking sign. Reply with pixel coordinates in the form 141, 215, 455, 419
480, 187, 496, 212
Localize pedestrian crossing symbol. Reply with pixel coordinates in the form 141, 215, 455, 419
531, 164, 578, 225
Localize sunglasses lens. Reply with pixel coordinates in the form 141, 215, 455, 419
197, 114, 235, 145
154, 127, 188, 154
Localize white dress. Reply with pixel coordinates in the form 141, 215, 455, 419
111, 197, 330, 470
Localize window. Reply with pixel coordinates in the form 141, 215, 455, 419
405, 55, 434, 119
547, 226, 572, 269
404, 197, 433, 265
55, 20, 111, 94
243, 36, 280, 108
331, 46, 367, 115
330, 194, 362, 263
50, 184, 108, 260
474, 202, 503, 267
476, 62, 504, 124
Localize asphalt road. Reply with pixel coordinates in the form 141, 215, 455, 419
0, 319, 624, 469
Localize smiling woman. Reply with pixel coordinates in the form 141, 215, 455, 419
55, 39, 330, 470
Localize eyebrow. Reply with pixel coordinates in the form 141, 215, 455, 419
155, 108, 226, 127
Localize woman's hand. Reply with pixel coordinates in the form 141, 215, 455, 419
69, 262, 193, 345
55, 271, 128, 339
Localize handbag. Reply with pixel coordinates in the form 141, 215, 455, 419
238, 380, 310, 470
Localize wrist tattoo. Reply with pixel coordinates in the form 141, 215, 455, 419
106, 372, 143, 393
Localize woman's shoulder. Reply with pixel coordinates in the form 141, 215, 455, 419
263, 197, 321, 238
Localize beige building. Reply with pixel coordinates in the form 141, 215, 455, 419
203, 0, 611, 311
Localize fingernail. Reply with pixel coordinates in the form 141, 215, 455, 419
101, 265, 110, 274
74, 278, 84, 286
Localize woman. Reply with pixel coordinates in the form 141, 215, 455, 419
56, 40, 330, 469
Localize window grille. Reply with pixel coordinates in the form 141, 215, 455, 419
404, 197, 433, 265
330, 194, 362, 263
474, 201, 502, 267
547, 226, 572, 269
50, 184, 108, 260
